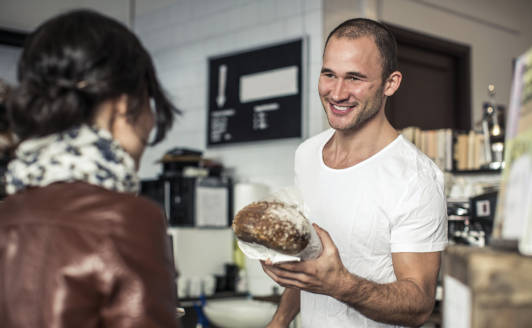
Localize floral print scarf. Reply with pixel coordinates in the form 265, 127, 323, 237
6, 125, 139, 195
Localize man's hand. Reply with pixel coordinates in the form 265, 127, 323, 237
261, 223, 441, 327
261, 224, 348, 299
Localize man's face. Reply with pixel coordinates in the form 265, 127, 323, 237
318, 36, 386, 132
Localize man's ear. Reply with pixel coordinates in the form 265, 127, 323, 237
383, 71, 402, 97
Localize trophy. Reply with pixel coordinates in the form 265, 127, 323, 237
481, 84, 505, 169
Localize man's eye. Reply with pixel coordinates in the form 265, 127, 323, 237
324, 73, 335, 78
348, 76, 360, 81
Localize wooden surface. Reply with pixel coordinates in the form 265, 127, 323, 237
443, 245, 532, 327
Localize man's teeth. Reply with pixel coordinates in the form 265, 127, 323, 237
332, 104, 351, 111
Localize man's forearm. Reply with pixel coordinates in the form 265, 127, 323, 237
335, 274, 434, 327
269, 287, 300, 327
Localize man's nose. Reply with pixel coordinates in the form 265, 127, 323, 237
331, 79, 348, 102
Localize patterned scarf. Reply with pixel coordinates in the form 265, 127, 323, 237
6, 125, 139, 195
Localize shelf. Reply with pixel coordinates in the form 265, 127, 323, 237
179, 291, 248, 305
447, 168, 501, 175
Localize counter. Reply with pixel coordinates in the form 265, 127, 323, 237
442, 245, 532, 327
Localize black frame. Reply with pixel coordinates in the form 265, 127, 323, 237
206, 39, 305, 147
0, 28, 27, 48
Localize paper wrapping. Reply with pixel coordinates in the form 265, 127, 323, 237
236, 186, 323, 263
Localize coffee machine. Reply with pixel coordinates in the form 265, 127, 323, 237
447, 190, 498, 247
140, 148, 233, 227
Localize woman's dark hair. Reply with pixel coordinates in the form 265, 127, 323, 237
325, 18, 398, 82
0, 80, 10, 133
7, 9, 180, 144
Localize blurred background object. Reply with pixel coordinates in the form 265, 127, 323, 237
479, 84, 506, 170
0, 79, 14, 199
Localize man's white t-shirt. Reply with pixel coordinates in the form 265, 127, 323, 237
295, 129, 447, 328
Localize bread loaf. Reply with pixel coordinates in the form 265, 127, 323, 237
232, 201, 311, 255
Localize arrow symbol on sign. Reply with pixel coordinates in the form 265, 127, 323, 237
217, 64, 227, 108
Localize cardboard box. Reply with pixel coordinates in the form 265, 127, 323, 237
442, 245, 532, 327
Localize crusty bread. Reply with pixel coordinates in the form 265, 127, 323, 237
232, 201, 310, 255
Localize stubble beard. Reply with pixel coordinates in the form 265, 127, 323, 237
325, 84, 385, 133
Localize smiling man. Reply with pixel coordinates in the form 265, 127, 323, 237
262, 18, 447, 328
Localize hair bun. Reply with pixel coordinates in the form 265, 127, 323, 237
42, 82, 78, 100
9, 9, 179, 142
8, 79, 91, 139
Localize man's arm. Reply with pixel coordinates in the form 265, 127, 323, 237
336, 251, 439, 326
262, 224, 440, 327
265, 287, 300, 328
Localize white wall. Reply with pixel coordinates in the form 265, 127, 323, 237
0, 0, 131, 31
0, 0, 131, 85
135, 0, 325, 190
0, 0, 325, 191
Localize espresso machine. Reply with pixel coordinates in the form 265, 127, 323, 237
140, 148, 233, 227
447, 190, 498, 247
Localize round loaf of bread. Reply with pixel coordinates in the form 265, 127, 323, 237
232, 201, 311, 255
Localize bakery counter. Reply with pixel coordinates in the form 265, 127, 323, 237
179, 292, 247, 328
442, 245, 532, 327
179, 293, 283, 328
178, 291, 248, 307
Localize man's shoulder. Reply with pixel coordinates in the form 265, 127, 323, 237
367, 136, 444, 197
296, 129, 334, 155
390, 136, 443, 178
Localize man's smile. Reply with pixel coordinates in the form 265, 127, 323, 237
328, 101, 357, 115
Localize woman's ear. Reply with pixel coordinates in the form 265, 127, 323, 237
383, 71, 402, 97
110, 94, 131, 136
92, 94, 129, 132
114, 94, 129, 116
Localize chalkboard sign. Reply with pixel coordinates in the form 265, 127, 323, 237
207, 39, 304, 146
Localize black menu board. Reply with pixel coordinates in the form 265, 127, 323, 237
207, 39, 304, 146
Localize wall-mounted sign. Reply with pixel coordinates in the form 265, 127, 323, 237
207, 39, 304, 146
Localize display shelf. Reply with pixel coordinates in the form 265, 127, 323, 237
446, 168, 502, 175
179, 291, 248, 306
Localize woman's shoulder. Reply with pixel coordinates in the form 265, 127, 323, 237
61, 183, 169, 245
2, 182, 167, 237
76, 184, 168, 238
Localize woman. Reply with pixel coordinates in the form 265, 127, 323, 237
0, 9, 182, 327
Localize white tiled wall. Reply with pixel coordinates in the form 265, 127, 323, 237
135, 0, 325, 191
0, 45, 21, 84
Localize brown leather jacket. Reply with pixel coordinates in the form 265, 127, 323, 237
0, 182, 180, 327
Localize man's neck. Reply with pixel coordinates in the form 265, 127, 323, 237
323, 115, 398, 169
